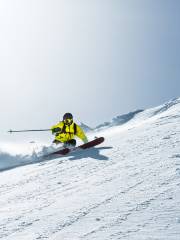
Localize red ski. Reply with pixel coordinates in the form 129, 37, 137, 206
44, 137, 105, 158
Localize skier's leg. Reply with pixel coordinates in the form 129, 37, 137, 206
64, 139, 76, 148
69, 139, 76, 147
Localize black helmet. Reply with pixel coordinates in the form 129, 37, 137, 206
63, 112, 73, 121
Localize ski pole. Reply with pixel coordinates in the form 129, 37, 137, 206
8, 129, 51, 134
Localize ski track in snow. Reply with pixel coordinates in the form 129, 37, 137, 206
0, 99, 180, 239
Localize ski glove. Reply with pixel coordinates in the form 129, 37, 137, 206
52, 127, 61, 134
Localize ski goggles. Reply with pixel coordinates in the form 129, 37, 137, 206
64, 118, 73, 125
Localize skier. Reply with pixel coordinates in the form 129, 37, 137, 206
51, 113, 88, 147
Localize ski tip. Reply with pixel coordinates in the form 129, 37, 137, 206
94, 136, 105, 140
99, 136, 105, 143
96, 136, 105, 142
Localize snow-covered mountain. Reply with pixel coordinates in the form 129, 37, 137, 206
79, 122, 94, 132
0, 98, 180, 240
94, 109, 143, 131
82, 98, 180, 132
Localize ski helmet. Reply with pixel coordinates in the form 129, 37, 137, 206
63, 112, 73, 121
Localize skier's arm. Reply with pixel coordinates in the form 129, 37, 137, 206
76, 125, 88, 143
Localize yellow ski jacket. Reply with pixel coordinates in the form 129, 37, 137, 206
51, 121, 88, 143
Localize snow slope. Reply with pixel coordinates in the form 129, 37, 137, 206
0, 98, 180, 240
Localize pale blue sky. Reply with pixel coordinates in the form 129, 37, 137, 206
0, 0, 180, 135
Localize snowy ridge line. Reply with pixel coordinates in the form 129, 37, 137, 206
94, 97, 180, 131
94, 109, 144, 131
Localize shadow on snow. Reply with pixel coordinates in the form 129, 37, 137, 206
68, 146, 112, 161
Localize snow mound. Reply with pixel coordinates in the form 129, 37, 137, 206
0, 151, 34, 172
